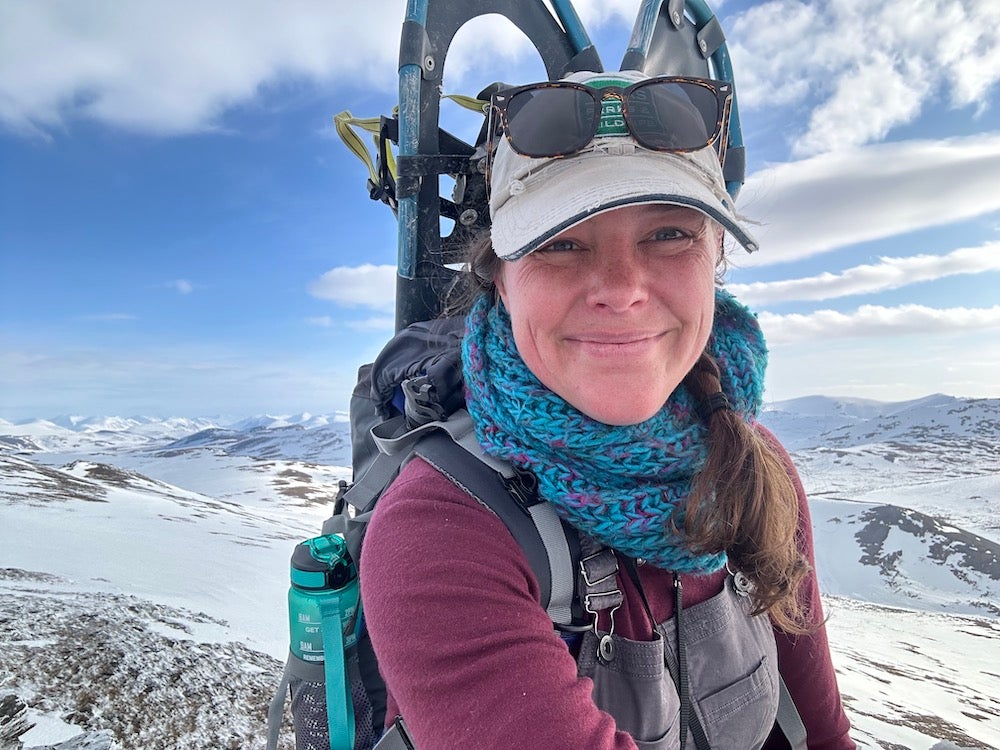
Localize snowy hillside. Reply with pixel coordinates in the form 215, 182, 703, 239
761, 394, 1000, 539
2, 400, 999, 749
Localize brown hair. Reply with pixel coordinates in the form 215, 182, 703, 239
455, 231, 811, 633
682, 356, 810, 633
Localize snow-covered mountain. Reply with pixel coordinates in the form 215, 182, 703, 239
1, 399, 998, 749
760, 394, 1000, 542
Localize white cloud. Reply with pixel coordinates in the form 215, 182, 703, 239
5, 0, 997, 146
793, 52, 928, 156
0, 1, 642, 138
729, 243, 1000, 304
730, 0, 1000, 155
736, 134, 1000, 265
0, 1, 407, 136
307, 263, 395, 312
758, 303, 1000, 344
305, 314, 392, 332
346, 316, 395, 332
170, 279, 193, 295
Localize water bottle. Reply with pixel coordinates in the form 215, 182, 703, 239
287, 534, 359, 750
289, 534, 360, 659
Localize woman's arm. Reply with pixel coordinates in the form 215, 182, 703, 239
360, 457, 637, 750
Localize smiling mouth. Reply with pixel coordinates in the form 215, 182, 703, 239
567, 332, 665, 355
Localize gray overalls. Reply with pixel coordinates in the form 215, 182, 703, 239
575, 545, 780, 750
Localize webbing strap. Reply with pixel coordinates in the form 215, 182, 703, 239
334, 94, 484, 201
527, 502, 575, 624
338, 411, 492, 517
344, 409, 515, 510
319, 598, 355, 750
413, 429, 578, 628
334, 111, 396, 187
369, 410, 515, 480
329, 412, 521, 552
264, 660, 291, 750
265, 653, 330, 750
777, 675, 808, 749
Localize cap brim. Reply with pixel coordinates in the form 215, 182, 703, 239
491, 147, 758, 260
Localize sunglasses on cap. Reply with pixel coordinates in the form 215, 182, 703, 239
487, 75, 732, 161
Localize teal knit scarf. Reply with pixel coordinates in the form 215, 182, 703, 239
462, 288, 768, 574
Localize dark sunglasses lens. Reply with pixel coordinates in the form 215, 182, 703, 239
504, 86, 597, 157
626, 81, 720, 151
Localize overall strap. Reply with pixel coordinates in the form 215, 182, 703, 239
577, 535, 624, 660
619, 557, 711, 750
776, 677, 808, 749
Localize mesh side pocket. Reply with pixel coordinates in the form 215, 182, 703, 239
287, 643, 381, 750
289, 675, 331, 750
346, 642, 378, 750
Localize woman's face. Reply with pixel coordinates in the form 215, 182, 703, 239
496, 204, 720, 426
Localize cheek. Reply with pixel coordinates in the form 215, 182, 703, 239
494, 262, 563, 373
495, 260, 555, 322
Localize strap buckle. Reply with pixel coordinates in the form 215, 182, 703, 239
579, 547, 623, 662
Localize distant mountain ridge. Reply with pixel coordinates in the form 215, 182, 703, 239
760, 393, 1000, 451
0, 412, 353, 464
5, 393, 997, 452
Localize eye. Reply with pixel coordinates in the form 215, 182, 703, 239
650, 227, 688, 242
535, 238, 581, 253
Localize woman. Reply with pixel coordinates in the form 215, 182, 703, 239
361, 70, 855, 749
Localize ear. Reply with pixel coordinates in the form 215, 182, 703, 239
713, 223, 726, 263
494, 263, 509, 307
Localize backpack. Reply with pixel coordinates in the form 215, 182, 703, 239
265, 317, 587, 750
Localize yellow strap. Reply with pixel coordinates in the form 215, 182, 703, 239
334, 110, 385, 184
442, 93, 490, 115
333, 95, 487, 188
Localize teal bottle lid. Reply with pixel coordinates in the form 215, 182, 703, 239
290, 534, 356, 590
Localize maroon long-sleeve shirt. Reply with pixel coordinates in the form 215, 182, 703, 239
361, 430, 854, 749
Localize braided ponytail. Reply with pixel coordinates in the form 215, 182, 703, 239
683, 354, 811, 633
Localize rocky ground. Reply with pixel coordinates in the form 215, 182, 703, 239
0, 569, 293, 750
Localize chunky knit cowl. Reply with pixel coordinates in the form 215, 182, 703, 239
461, 288, 767, 573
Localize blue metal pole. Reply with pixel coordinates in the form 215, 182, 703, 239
397, 0, 429, 280
549, 0, 596, 55
624, 0, 664, 68
686, 0, 744, 197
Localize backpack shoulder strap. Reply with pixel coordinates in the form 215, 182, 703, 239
411, 415, 579, 628
326, 409, 580, 628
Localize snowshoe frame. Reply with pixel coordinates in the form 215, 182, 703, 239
384, 0, 747, 329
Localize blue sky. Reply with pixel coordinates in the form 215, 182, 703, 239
1, 0, 999, 420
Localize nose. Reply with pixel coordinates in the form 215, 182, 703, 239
586, 244, 649, 312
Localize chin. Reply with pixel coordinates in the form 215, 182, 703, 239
580, 401, 665, 427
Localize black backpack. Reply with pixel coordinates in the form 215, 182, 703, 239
266, 317, 588, 750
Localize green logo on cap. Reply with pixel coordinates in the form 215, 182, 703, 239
590, 76, 632, 137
